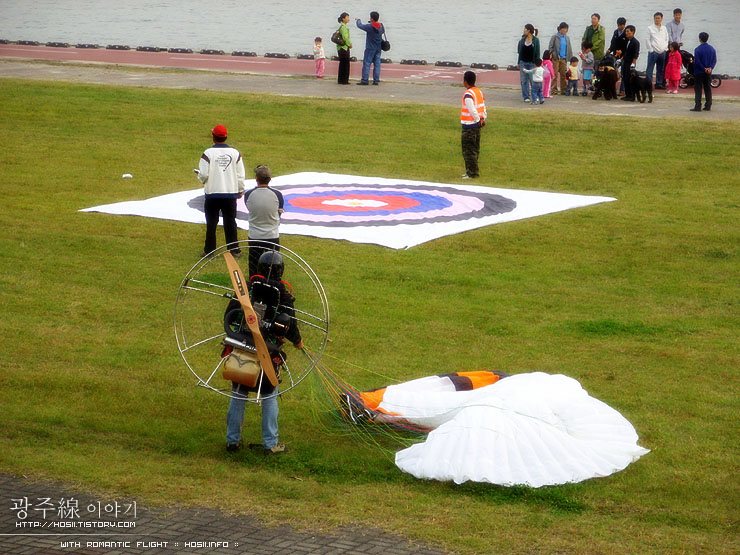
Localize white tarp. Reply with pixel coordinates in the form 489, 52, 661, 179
81, 172, 616, 249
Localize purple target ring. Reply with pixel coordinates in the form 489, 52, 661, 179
188, 183, 516, 227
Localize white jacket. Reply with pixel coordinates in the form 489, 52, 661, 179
646, 24, 669, 54
198, 144, 246, 196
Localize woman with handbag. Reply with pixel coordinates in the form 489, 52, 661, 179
335, 12, 352, 84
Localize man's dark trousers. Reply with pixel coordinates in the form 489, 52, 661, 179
694, 72, 712, 110
204, 196, 240, 255
248, 238, 280, 279
461, 127, 481, 177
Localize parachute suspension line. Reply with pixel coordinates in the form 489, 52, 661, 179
303, 348, 427, 459
316, 350, 400, 385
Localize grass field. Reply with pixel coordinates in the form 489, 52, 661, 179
0, 77, 738, 553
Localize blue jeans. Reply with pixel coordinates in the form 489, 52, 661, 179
532, 81, 543, 103
646, 51, 667, 87
361, 47, 382, 83
519, 62, 534, 100
226, 383, 279, 448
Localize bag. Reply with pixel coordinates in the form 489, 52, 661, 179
222, 348, 261, 388
331, 28, 344, 46
381, 28, 391, 52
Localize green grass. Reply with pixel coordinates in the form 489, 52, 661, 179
0, 77, 739, 553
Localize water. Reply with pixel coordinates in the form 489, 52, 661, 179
2, 0, 736, 74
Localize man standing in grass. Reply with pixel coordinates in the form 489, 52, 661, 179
460, 71, 486, 180
244, 165, 284, 278
198, 124, 245, 258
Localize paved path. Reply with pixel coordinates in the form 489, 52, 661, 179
2, 47, 739, 121
0, 473, 443, 554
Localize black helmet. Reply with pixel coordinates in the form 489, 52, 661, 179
257, 250, 284, 281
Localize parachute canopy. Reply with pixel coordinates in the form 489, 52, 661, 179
346, 371, 649, 487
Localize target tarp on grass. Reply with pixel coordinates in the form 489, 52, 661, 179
81, 172, 616, 249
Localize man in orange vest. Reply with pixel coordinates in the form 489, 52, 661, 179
461, 71, 487, 179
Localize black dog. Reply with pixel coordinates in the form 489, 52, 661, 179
592, 56, 619, 100
630, 68, 653, 103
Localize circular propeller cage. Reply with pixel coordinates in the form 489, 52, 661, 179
175, 240, 329, 402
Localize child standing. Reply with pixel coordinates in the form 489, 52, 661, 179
579, 42, 594, 95
522, 59, 546, 104
313, 37, 325, 78
566, 57, 580, 96
665, 41, 682, 93
542, 50, 555, 98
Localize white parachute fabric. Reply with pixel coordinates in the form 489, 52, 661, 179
391, 373, 649, 487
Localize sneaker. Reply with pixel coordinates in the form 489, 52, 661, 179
265, 443, 286, 455
199, 251, 207, 258
372, 81, 380, 85
462, 174, 471, 180
532, 99, 539, 105
523, 98, 531, 102
226, 440, 243, 452
356, 81, 369, 86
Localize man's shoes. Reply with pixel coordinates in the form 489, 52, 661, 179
621, 96, 634, 101
690, 107, 702, 112
226, 440, 243, 452
372, 81, 380, 85
655, 85, 666, 89
199, 251, 207, 258
703, 106, 711, 111
265, 443, 286, 455
356, 81, 369, 85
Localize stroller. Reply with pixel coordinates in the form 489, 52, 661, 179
679, 49, 722, 89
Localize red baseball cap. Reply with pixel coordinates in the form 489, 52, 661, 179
211, 124, 228, 138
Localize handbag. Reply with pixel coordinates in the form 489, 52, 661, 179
381, 28, 391, 52
331, 28, 344, 46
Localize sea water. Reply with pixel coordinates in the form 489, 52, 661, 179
2, 0, 736, 73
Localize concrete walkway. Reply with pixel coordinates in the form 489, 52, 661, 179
0, 473, 443, 554
2, 58, 739, 121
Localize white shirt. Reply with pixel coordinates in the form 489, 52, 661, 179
646, 24, 669, 54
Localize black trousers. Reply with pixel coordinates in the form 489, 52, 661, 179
461, 127, 481, 177
694, 72, 712, 109
621, 65, 633, 99
248, 238, 280, 279
203, 196, 239, 255
337, 49, 351, 84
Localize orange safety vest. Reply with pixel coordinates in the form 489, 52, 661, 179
460, 86, 486, 125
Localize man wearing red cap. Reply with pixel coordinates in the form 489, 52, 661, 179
197, 125, 246, 257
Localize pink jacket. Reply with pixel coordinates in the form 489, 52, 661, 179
665, 50, 682, 80
542, 59, 555, 80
